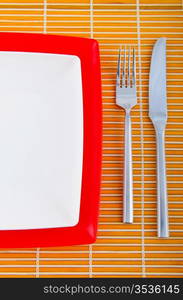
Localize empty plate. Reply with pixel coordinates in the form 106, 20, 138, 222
0, 33, 101, 247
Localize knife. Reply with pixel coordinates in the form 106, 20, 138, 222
149, 37, 169, 238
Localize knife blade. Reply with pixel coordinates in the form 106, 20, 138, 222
149, 38, 169, 238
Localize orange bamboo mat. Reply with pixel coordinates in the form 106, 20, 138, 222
0, 0, 182, 278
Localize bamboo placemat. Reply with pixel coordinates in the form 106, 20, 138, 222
0, 0, 182, 278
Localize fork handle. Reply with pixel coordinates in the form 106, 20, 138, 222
123, 110, 133, 223
155, 128, 169, 238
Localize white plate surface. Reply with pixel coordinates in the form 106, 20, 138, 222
0, 51, 83, 230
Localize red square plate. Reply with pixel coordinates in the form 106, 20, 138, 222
0, 33, 102, 247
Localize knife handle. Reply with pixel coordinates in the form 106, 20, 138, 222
123, 110, 133, 223
155, 128, 169, 238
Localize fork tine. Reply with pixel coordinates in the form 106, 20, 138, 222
116, 48, 121, 87
122, 46, 126, 87
127, 46, 131, 87
132, 48, 136, 86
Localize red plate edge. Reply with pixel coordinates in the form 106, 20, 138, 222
0, 32, 102, 248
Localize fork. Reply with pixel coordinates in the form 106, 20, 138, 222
116, 46, 137, 223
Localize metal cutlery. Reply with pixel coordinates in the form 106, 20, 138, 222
116, 47, 137, 223
149, 37, 169, 238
